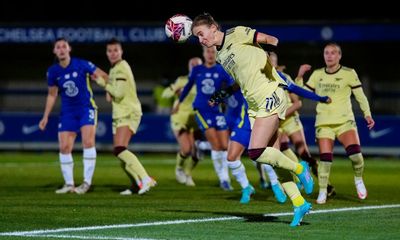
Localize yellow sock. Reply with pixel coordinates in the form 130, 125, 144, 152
176, 152, 188, 169
118, 150, 149, 179
256, 147, 297, 172
294, 163, 303, 175
292, 195, 306, 207
349, 153, 364, 177
120, 161, 139, 184
183, 157, 199, 176
283, 149, 301, 183
282, 181, 305, 207
283, 149, 299, 163
318, 161, 332, 192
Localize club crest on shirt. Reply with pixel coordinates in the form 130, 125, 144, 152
222, 53, 236, 71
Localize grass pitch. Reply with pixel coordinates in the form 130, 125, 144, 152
0, 152, 399, 239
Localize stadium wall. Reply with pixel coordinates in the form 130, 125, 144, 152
0, 112, 398, 156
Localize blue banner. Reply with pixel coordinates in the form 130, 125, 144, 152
300, 116, 400, 147
0, 113, 399, 153
0, 113, 175, 144
0, 27, 167, 43
1, 24, 400, 43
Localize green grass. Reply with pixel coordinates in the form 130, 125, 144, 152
0, 152, 399, 239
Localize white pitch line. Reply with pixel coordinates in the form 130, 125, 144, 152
263, 203, 400, 217
0, 217, 241, 236
23, 234, 158, 240
1, 204, 399, 238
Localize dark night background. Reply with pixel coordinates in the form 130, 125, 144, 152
1, 1, 398, 23
0, 1, 399, 114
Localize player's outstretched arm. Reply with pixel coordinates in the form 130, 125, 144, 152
161, 84, 176, 99
256, 32, 278, 46
92, 68, 109, 87
278, 71, 330, 103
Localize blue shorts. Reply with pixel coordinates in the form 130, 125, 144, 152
58, 108, 97, 132
194, 109, 228, 132
228, 115, 251, 148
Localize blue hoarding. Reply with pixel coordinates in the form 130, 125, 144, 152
1, 24, 400, 43
0, 113, 398, 154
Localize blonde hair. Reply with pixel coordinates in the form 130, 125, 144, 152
325, 42, 342, 55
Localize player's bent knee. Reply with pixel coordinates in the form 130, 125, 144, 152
248, 148, 266, 161
113, 146, 127, 156
345, 144, 361, 156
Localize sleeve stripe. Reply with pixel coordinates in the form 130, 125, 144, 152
116, 78, 126, 81
305, 83, 315, 92
253, 32, 258, 44
351, 85, 362, 89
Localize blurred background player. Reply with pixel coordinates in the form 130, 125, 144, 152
173, 46, 233, 191
269, 52, 335, 196
162, 57, 203, 186
192, 13, 315, 227
39, 38, 108, 194
153, 77, 174, 115
94, 38, 156, 195
296, 42, 375, 204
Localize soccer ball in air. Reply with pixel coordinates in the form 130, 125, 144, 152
165, 14, 193, 43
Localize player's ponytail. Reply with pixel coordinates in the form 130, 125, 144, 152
192, 13, 220, 31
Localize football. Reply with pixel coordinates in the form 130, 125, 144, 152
165, 14, 193, 43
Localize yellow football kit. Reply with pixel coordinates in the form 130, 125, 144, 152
278, 73, 303, 135
216, 26, 287, 119
97, 60, 142, 134
164, 75, 197, 132
306, 66, 371, 139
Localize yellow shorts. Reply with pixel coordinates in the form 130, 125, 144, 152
170, 111, 197, 132
248, 87, 287, 120
280, 114, 303, 136
112, 113, 141, 135
315, 120, 357, 140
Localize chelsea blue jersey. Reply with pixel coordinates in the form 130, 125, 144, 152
47, 58, 97, 112
226, 90, 248, 128
180, 64, 234, 111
